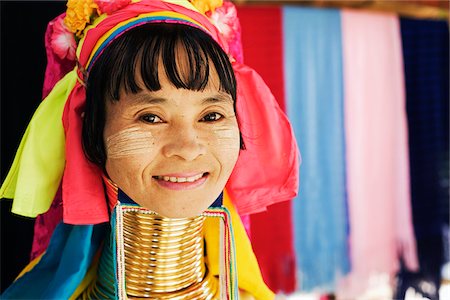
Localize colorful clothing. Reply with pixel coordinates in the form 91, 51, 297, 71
1, 0, 299, 299
3, 191, 274, 299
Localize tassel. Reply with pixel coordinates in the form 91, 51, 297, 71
203, 206, 238, 300
220, 219, 226, 299
112, 202, 127, 300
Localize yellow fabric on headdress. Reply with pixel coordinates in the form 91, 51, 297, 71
204, 192, 275, 300
189, 0, 222, 14
163, 0, 199, 12
0, 71, 77, 216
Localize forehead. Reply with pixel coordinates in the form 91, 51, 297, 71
115, 82, 233, 109
113, 50, 232, 109
89, 23, 236, 104
120, 43, 225, 103
156, 50, 222, 90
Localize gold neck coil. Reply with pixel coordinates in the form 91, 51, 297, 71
81, 209, 219, 299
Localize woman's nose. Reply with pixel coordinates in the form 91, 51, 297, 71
161, 125, 206, 161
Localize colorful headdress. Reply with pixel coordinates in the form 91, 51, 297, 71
1, 0, 300, 225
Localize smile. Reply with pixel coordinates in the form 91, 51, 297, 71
155, 173, 204, 183
152, 173, 209, 190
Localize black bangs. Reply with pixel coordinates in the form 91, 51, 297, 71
87, 23, 236, 102
82, 23, 237, 168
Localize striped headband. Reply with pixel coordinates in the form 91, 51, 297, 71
86, 11, 213, 71
75, 0, 229, 73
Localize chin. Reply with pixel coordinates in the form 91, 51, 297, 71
153, 207, 206, 219
132, 192, 219, 219
136, 198, 211, 219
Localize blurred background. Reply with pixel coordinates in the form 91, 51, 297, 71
1, 1, 449, 299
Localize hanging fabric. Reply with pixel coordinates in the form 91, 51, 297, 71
237, 5, 297, 293
339, 10, 419, 298
394, 18, 449, 300
283, 6, 350, 292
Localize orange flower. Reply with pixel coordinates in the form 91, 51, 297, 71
189, 0, 223, 14
64, 0, 99, 37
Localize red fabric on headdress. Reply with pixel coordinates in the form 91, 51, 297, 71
62, 82, 108, 224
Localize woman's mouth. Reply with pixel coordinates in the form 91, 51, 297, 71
152, 173, 209, 190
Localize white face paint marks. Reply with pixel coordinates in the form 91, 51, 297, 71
213, 126, 240, 150
105, 127, 155, 159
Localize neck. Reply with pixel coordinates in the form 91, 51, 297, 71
82, 207, 218, 299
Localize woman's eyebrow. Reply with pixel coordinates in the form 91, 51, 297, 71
129, 93, 167, 105
201, 93, 233, 104
127, 92, 232, 105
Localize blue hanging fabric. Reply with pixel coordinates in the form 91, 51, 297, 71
283, 6, 350, 292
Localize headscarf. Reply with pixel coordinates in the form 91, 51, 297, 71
0, 0, 300, 224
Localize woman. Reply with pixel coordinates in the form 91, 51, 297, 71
1, 0, 299, 299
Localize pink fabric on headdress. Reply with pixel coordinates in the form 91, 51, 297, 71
208, 1, 244, 64
61, 0, 299, 224
227, 63, 299, 215
43, 13, 77, 99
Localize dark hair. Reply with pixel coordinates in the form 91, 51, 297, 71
82, 23, 238, 168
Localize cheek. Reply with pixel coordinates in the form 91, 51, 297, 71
104, 126, 158, 183
105, 126, 156, 159
211, 126, 240, 168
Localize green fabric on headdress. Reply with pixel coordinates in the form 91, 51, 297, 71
0, 70, 77, 217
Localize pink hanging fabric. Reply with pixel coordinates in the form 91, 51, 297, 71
339, 10, 418, 297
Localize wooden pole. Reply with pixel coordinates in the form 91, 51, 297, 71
232, 0, 449, 20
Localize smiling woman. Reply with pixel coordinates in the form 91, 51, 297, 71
85, 24, 241, 218
0, 0, 299, 299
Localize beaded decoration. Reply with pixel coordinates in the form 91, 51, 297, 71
202, 207, 238, 300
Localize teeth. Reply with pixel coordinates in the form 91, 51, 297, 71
158, 174, 204, 183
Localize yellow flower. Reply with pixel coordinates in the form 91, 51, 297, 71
64, 0, 99, 37
189, 0, 223, 14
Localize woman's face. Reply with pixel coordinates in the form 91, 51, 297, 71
103, 65, 240, 218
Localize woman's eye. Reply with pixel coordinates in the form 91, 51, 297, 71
140, 114, 163, 123
201, 112, 223, 122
